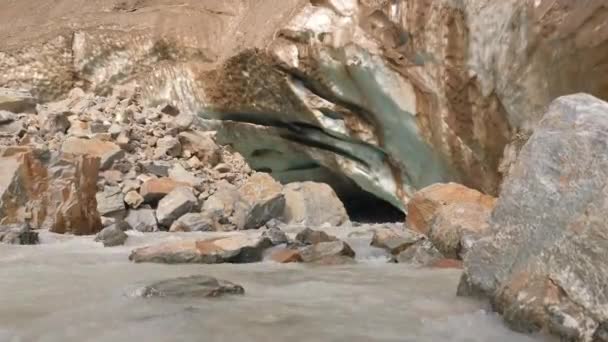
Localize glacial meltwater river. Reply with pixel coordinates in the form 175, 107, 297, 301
0, 230, 554, 342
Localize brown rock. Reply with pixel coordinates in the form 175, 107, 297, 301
299, 240, 356, 263
235, 173, 285, 229
129, 235, 272, 264
428, 202, 492, 259
0, 147, 101, 235
295, 228, 337, 245
61, 137, 124, 170
139, 177, 189, 203
430, 258, 463, 269
406, 183, 496, 236
270, 248, 302, 263
178, 131, 221, 166
370, 227, 423, 255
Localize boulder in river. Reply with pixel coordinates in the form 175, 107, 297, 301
295, 228, 337, 246
270, 248, 302, 263
125, 209, 158, 232
370, 227, 423, 255
129, 235, 272, 264
138, 275, 244, 298
460, 94, 608, 341
0, 223, 38, 245
95, 224, 128, 247
395, 239, 443, 266
406, 183, 496, 236
262, 227, 289, 245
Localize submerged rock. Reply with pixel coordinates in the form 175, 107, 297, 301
460, 94, 608, 341
129, 235, 272, 264
138, 275, 244, 298
0, 223, 38, 245
299, 241, 355, 264
95, 224, 128, 247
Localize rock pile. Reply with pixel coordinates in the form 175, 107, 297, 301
0, 86, 351, 241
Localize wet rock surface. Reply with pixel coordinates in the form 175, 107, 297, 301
138, 275, 244, 298
460, 94, 608, 341
0, 223, 38, 245
94, 224, 128, 247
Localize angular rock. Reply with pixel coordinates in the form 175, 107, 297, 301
395, 239, 443, 266
262, 227, 289, 245
129, 235, 272, 264
0, 88, 35, 113
96, 186, 126, 218
460, 94, 608, 341
169, 213, 213, 232
299, 240, 355, 263
281, 182, 349, 226
295, 228, 336, 246
124, 190, 144, 209
270, 248, 302, 263
406, 183, 496, 236
0, 147, 101, 235
95, 224, 128, 247
168, 163, 203, 187
235, 173, 285, 229
142, 161, 170, 177
41, 111, 71, 135
428, 202, 492, 259
178, 131, 221, 166
154, 136, 181, 158
140, 177, 188, 203
0, 119, 25, 135
0, 223, 39, 245
370, 227, 423, 255
138, 275, 244, 298
61, 137, 124, 170
201, 181, 240, 231
125, 209, 158, 232
156, 187, 197, 227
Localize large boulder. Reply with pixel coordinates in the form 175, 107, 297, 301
281, 182, 349, 226
96, 186, 126, 218
0, 147, 101, 235
95, 224, 128, 247
138, 275, 244, 298
169, 213, 213, 232
460, 94, 608, 341
234, 173, 285, 230
201, 181, 241, 231
406, 183, 496, 236
299, 240, 356, 264
139, 177, 188, 203
129, 235, 272, 264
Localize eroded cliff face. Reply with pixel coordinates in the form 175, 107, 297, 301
1, 0, 607, 210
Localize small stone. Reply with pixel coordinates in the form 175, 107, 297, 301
178, 131, 221, 166
156, 187, 198, 227
102, 170, 123, 185
270, 248, 302, 263
168, 163, 203, 187
94, 224, 128, 247
187, 156, 202, 169
160, 104, 180, 116
101, 216, 116, 227
138, 275, 244, 298
169, 213, 214, 232
108, 124, 122, 138
124, 190, 144, 209
121, 179, 141, 193
173, 112, 194, 131
295, 228, 336, 245
125, 209, 158, 232
142, 161, 171, 177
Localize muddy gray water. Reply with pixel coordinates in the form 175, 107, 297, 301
0, 230, 553, 342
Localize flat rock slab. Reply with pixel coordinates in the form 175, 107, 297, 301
129, 235, 272, 264
138, 275, 244, 298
